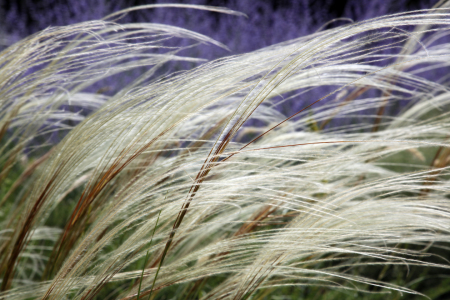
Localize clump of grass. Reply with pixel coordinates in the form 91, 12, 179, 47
1, 3, 450, 300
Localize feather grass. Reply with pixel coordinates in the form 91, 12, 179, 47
1, 3, 450, 300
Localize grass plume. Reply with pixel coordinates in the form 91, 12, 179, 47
1, 3, 450, 299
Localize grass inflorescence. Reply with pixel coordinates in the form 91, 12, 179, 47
1, 2, 450, 300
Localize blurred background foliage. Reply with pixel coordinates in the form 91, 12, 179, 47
0, 0, 441, 121
0, 0, 438, 57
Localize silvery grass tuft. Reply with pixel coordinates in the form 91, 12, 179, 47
1, 3, 450, 300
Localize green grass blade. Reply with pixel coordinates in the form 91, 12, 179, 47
137, 210, 161, 300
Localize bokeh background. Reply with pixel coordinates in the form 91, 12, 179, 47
0, 0, 443, 135
0, 0, 438, 58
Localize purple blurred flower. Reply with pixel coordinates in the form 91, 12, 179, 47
1, 0, 436, 55
0, 0, 443, 131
